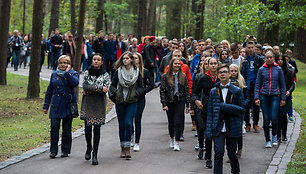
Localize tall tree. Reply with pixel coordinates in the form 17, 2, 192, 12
194, 0, 205, 40
137, 0, 147, 40
0, 0, 11, 85
147, 0, 157, 35
264, 1, 279, 46
74, 0, 87, 100
48, 0, 60, 38
95, 0, 104, 33
257, 0, 267, 44
27, 0, 44, 98
22, 0, 26, 35
70, 0, 76, 35
166, 0, 182, 39
294, 0, 306, 63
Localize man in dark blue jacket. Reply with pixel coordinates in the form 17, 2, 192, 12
102, 32, 116, 76
92, 30, 104, 54
50, 28, 63, 70
206, 64, 246, 174
244, 41, 264, 132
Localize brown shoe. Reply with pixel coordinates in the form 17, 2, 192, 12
226, 159, 230, 163
253, 125, 260, 133
245, 125, 251, 132
237, 149, 242, 158
120, 147, 126, 158
192, 121, 196, 131
125, 147, 131, 159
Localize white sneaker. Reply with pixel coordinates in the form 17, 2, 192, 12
169, 139, 175, 148
173, 143, 180, 151
133, 144, 140, 152
131, 135, 135, 147
242, 121, 246, 134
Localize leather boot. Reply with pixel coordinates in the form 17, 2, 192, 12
125, 147, 131, 159
85, 148, 92, 160
192, 121, 196, 131
120, 147, 126, 158
92, 152, 98, 165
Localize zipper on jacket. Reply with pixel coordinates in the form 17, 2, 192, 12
269, 65, 272, 95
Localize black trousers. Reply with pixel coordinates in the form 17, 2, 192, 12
50, 117, 72, 154
84, 120, 101, 153
214, 132, 240, 174
277, 97, 290, 138
196, 109, 212, 160
166, 99, 185, 142
245, 84, 260, 126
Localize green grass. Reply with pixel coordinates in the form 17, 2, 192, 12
0, 73, 113, 162
286, 59, 306, 173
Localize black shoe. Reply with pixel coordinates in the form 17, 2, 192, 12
282, 136, 287, 141
206, 159, 212, 169
61, 152, 69, 157
49, 152, 57, 158
278, 136, 282, 143
198, 149, 204, 160
92, 152, 98, 165
85, 148, 92, 160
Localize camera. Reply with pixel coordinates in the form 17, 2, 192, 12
249, 35, 254, 39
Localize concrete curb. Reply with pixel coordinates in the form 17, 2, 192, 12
0, 106, 117, 170
265, 110, 302, 174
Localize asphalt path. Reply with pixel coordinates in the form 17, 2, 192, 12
2, 66, 277, 174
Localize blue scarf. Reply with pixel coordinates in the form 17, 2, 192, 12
56, 67, 66, 77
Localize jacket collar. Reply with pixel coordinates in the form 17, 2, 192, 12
263, 62, 279, 67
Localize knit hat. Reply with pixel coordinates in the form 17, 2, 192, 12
142, 36, 150, 43
149, 36, 156, 42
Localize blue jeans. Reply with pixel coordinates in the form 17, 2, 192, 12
260, 95, 280, 142
155, 61, 160, 83
12, 49, 21, 70
213, 132, 240, 174
116, 102, 137, 147
133, 97, 146, 143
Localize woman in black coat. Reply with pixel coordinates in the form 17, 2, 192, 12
275, 54, 295, 142
160, 57, 190, 151
131, 52, 154, 152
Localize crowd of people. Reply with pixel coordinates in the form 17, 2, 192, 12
8, 28, 298, 173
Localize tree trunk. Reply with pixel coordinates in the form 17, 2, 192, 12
166, 0, 182, 39
294, 1, 306, 63
95, 0, 104, 33
74, 0, 86, 101
27, 0, 44, 98
257, 0, 266, 44
0, 0, 11, 85
48, 0, 60, 38
264, 1, 279, 46
194, 0, 205, 40
132, 0, 138, 34
22, 0, 26, 35
147, 0, 156, 35
137, 0, 146, 40
70, 0, 76, 35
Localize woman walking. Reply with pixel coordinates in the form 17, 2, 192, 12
109, 51, 144, 159
132, 52, 154, 151
160, 57, 190, 151
255, 51, 286, 147
275, 54, 295, 142
81, 53, 110, 165
229, 64, 250, 158
43, 55, 79, 158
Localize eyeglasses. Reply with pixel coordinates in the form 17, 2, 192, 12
199, 44, 205, 46
219, 70, 229, 74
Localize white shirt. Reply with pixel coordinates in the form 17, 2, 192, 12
232, 57, 241, 70
221, 82, 230, 132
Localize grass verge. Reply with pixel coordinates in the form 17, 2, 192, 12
286, 59, 306, 173
0, 72, 113, 162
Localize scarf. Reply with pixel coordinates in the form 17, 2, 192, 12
56, 67, 66, 77
118, 66, 139, 88
88, 65, 106, 77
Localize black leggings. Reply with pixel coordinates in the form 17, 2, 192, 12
85, 120, 101, 153
278, 98, 290, 138
166, 100, 185, 142
196, 109, 212, 160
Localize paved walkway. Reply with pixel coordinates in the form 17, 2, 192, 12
1, 66, 301, 174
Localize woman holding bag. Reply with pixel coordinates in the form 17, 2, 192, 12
81, 53, 110, 165
43, 55, 79, 159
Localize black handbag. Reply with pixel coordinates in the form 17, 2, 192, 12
59, 77, 79, 118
